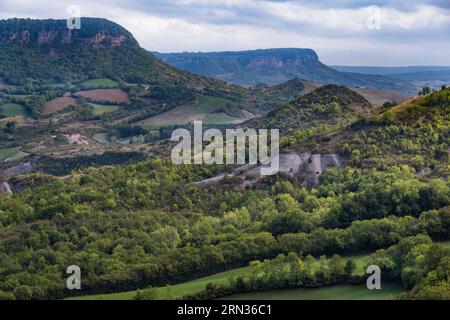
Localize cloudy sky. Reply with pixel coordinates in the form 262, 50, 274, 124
1, 0, 449, 66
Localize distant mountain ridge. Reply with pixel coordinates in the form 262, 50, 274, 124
155, 48, 321, 85
154, 48, 415, 95
332, 65, 450, 90
331, 66, 450, 75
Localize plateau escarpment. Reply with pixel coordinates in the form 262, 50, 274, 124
155, 48, 415, 95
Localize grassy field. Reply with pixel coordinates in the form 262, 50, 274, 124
352, 88, 408, 107
0, 147, 29, 162
203, 113, 241, 125
92, 132, 111, 144
0, 103, 27, 117
89, 103, 120, 115
69, 267, 250, 300
80, 79, 119, 90
221, 283, 405, 300
70, 253, 371, 300
138, 95, 239, 127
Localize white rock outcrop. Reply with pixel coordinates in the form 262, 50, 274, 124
195, 152, 342, 188
0, 182, 12, 195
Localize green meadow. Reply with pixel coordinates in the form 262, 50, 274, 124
221, 283, 405, 300
0, 103, 27, 117
69, 266, 250, 300
80, 79, 119, 90
89, 103, 120, 115
138, 95, 239, 127
0, 147, 29, 162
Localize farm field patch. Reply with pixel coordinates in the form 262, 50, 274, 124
0, 147, 29, 162
0, 103, 27, 117
137, 95, 239, 127
43, 97, 77, 114
76, 89, 130, 104
89, 103, 119, 115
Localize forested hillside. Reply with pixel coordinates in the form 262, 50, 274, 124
0, 18, 223, 90
0, 88, 448, 300
0, 17, 448, 301
249, 85, 373, 133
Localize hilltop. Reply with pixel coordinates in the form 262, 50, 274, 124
279, 87, 449, 176
249, 85, 373, 133
377, 86, 450, 123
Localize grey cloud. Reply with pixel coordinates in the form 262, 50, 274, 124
0, 0, 449, 65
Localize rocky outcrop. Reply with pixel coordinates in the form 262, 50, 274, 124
4, 162, 34, 178
1, 29, 129, 48
0, 18, 138, 49
64, 134, 90, 145
300, 153, 342, 188
0, 182, 12, 195
196, 152, 343, 188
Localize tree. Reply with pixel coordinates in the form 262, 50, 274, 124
344, 259, 357, 277
133, 287, 160, 300
13, 285, 32, 300
413, 281, 450, 300
421, 87, 431, 96
327, 102, 341, 115
3, 120, 16, 134
0, 290, 15, 300
328, 255, 345, 281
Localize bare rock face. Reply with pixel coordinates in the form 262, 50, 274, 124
196, 152, 343, 188
38, 30, 58, 45
245, 153, 303, 178
4, 162, 34, 178
2, 29, 128, 48
0, 182, 12, 195
300, 153, 342, 188
64, 134, 90, 145
0, 18, 138, 49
